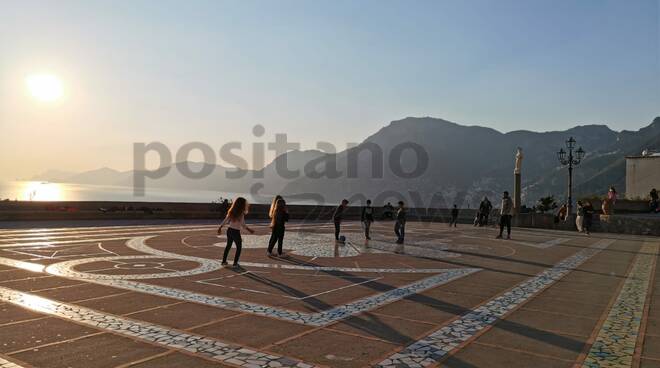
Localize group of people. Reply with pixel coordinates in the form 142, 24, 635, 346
473, 197, 493, 227
216, 195, 412, 267
217, 195, 289, 268
334, 199, 407, 244
575, 200, 595, 235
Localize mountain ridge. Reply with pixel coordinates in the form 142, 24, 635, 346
31, 116, 660, 206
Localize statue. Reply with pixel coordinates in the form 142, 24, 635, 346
513, 147, 523, 214
514, 147, 523, 174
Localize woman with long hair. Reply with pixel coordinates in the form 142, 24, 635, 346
267, 198, 289, 257
217, 197, 254, 267
269, 195, 283, 220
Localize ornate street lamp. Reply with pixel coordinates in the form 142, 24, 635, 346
557, 137, 585, 215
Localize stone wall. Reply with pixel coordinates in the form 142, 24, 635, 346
626, 156, 660, 199
513, 213, 660, 236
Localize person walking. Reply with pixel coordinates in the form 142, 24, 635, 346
361, 199, 375, 240
218, 197, 255, 268
450, 205, 459, 227
582, 201, 594, 235
333, 199, 349, 242
395, 201, 406, 244
496, 191, 513, 239
267, 198, 289, 257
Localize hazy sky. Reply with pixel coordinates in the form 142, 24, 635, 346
0, 0, 658, 179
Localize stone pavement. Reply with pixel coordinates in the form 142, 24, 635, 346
0, 221, 657, 367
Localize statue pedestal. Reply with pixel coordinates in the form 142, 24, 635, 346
514, 172, 521, 214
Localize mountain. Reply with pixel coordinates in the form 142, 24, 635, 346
31, 169, 76, 182
33, 116, 660, 206
281, 116, 660, 206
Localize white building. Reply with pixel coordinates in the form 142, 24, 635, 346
626, 151, 660, 199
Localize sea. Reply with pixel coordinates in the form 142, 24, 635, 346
0, 181, 251, 204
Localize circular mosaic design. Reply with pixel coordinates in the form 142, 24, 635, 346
240, 232, 362, 258
45, 236, 223, 280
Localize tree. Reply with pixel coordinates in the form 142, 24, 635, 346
537, 195, 558, 214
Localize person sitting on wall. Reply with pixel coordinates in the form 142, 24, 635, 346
382, 202, 395, 220
602, 186, 617, 215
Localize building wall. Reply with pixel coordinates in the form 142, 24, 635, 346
626, 157, 660, 199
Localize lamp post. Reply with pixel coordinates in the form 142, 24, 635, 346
557, 137, 585, 215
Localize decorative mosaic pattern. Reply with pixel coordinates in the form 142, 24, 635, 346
226, 232, 363, 258
0, 251, 479, 327
514, 237, 571, 249
0, 226, 215, 242
460, 234, 571, 249
46, 255, 220, 280
376, 239, 616, 368
581, 242, 659, 368
0, 357, 24, 368
365, 239, 460, 259
0, 286, 318, 368
0, 226, 214, 248
89, 268, 479, 326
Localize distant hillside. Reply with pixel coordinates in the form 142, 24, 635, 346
33, 116, 660, 207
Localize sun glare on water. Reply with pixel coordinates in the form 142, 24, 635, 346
26, 74, 64, 102
22, 181, 63, 201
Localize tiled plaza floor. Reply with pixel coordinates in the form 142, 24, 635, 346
0, 221, 657, 367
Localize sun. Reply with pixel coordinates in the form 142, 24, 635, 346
26, 74, 64, 102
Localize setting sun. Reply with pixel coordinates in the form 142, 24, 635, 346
26, 73, 64, 102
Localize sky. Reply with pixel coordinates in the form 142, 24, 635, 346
0, 0, 658, 179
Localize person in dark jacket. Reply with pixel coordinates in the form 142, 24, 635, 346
479, 197, 492, 226
395, 201, 406, 244
650, 188, 659, 213
267, 198, 289, 256
361, 199, 375, 240
333, 199, 349, 241
450, 205, 459, 227
582, 201, 594, 235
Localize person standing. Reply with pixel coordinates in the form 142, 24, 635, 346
496, 191, 513, 239
361, 199, 374, 240
582, 201, 594, 235
650, 188, 659, 213
480, 197, 492, 226
267, 198, 289, 257
333, 199, 349, 242
268, 195, 283, 220
450, 205, 459, 227
218, 197, 255, 268
395, 201, 406, 244
575, 200, 585, 233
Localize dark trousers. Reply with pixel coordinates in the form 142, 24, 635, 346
499, 215, 512, 236
267, 227, 285, 255
479, 213, 489, 226
363, 220, 372, 238
334, 220, 341, 240
450, 215, 458, 227
395, 221, 405, 243
222, 228, 242, 264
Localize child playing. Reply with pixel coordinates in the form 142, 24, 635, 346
218, 197, 255, 267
